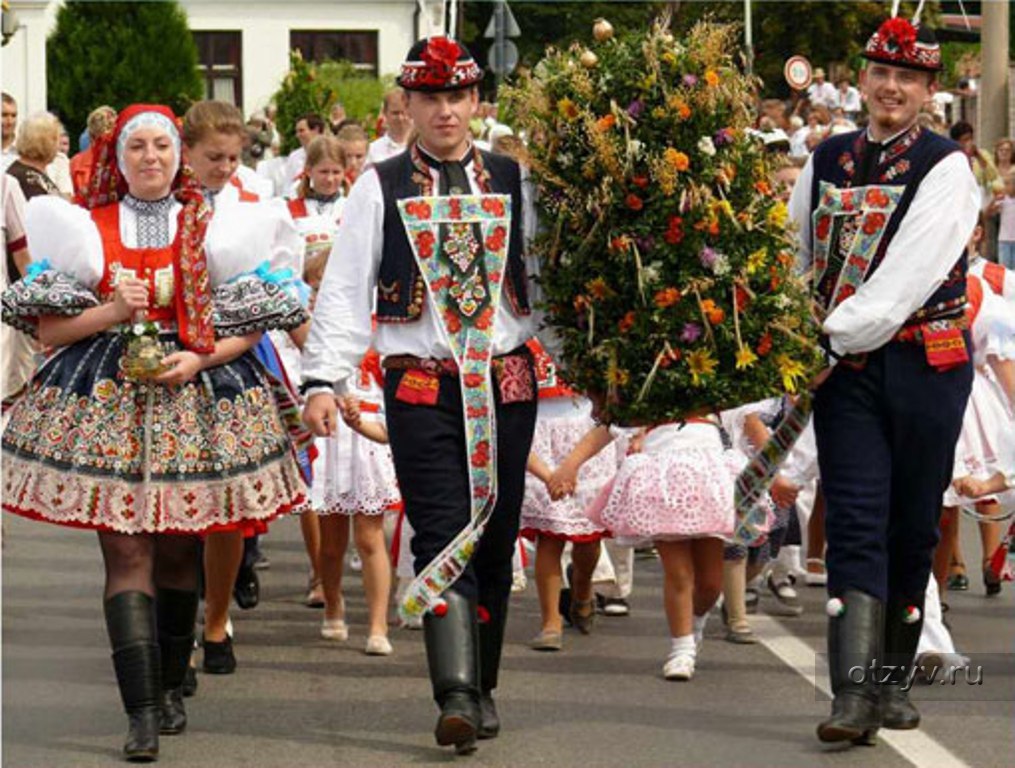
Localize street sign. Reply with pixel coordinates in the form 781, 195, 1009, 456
784, 55, 813, 91
488, 40, 519, 76
484, 2, 520, 38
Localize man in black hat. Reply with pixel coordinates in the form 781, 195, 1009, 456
788, 15, 979, 747
301, 36, 536, 754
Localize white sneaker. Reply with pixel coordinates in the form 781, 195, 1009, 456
663, 653, 695, 681
321, 618, 349, 641
364, 635, 393, 655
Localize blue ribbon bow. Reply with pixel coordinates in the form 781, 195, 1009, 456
23, 259, 52, 284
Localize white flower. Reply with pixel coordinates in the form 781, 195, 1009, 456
626, 140, 644, 159
641, 261, 663, 286
775, 294, 793, 309
697, 136, 717, 157
132, 323, 147, 336
712, 253, 731, 276
557, 152, 573, 168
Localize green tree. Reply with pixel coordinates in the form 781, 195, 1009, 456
47, 1, 203, 151
271, 53, 390, 155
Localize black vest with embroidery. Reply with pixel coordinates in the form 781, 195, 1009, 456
808, 126, 966, 326
373, 147, 530, 323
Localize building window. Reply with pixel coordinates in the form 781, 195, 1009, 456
194, 31, 243, 107
290, 30, 378, 74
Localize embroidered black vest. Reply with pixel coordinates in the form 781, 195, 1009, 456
809, 126, 966, 326
373, 147, 530, 323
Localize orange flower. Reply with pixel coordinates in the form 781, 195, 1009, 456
734, 285, 751, 312
708, 219, 720, 236
587, 277, 612, 300
596, 114, 617, 132
754, 180, 772, 196
618, 311, 636, 333
609, 235, 631, 253
704, 69, 720, 87
757, 332, 773, 356
631, 175, 650, 188
625, 193, 644, 211
664, 148, 690, 172
654, 287, 682, 308
700, 299, 725, 325
574, 295, 591, 312
678, 103, 692, 120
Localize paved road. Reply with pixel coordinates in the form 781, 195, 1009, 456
3, 512, 1012, 767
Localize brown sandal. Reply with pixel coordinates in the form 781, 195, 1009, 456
569, 599, 596, 635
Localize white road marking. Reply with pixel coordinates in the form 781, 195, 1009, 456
752, 614, 973, 768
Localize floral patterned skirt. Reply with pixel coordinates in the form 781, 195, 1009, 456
2, 332, 306, 534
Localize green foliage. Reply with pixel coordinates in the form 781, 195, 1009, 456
502, 21, 822, 424
47, 1, 203, 152
468, 2, 944, 99
272, 53, 390, 154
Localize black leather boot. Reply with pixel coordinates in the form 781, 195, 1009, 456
477, 596, 509, 740
881, 595, 924, 730
104, 592, 161, 762
156, 588, 198, 735
424, 590, 481, 755
817, 589, 883, 746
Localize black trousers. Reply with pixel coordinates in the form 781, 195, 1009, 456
814, 339, 972, 603
384, 366, 537, 610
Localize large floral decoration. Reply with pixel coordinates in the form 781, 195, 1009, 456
503, 19, 822, 424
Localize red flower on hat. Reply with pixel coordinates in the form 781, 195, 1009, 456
879, 18, 917, 54
422, 36, 461, 80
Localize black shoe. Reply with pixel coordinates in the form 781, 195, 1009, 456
596, 594, 630, 616
477, 692, 500, 740
984, 566, 1002, 597
559, 563, 574, 625
434, 692, 479, 754
233, 565, 260, 610
817, 590, 883, 746
159, 688, 187, 735
202, 634, 236, 675
181, 664, 198, 697
124, 708, 160, 762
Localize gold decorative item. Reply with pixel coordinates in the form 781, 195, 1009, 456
121, 320, 169, 381
592, 18, 614, 42
579, 49, 599, 69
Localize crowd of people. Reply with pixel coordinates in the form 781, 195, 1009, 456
1, 10, 1013, 764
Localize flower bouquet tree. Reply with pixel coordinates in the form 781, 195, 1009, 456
503, 17, 824, 541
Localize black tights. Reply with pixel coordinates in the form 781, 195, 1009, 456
98, 532, 201, 600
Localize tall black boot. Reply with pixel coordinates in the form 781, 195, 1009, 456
156, 588, 198, 735
817, 589, 883, 746
423, 590, 481, 755
104, 592, 161, 762
882, 595, 924, 730
477, 595, 509, 740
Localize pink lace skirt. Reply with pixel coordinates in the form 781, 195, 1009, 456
587, 422, 735, 543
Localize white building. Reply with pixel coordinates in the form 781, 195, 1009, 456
2, 0, 445, 121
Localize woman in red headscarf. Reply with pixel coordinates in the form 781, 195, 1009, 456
1, 104, 308, 761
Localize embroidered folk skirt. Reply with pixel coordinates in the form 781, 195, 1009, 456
2, 332, 306, 534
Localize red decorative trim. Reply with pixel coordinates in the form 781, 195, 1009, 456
520, 527, 607, 544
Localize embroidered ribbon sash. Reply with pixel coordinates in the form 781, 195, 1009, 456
395, 193, 512, 620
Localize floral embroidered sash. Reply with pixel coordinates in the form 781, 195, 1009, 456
395, 193, 512, 620
811, 181, 904, 315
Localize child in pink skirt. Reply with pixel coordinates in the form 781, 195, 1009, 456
553, 416, 737, 680
520, 340, 615, 650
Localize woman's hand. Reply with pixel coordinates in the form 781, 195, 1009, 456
156, 350, 203, 385
113, 278, 149, 322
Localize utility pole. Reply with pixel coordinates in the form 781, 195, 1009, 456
980, 0, 1010, 146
